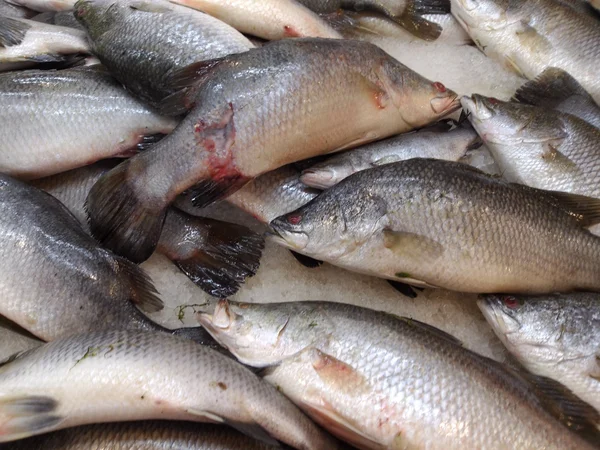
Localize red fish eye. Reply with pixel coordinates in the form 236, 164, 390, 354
502, 296, 520, 309
288, 215, 302, 225
433, 82, 446, 93
488, 97, 500, 105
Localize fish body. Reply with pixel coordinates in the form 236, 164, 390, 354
6, 0, 75, 11
270, 158, 600, 294
301, 124, 480, 189
199, 300, 598, 449
479, 293, 600, 413
0, 330, 335, 449
462, 94, 600, 198
0, 67, 177, 179
167, 0, 341, 40
75, 0, 254, 111
86, 38, 459, 263
451, 0, 600, 102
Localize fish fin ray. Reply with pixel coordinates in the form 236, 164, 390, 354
136, 133, 167, 151
540, 142, 581, 174
289, 251, 323, 268
372, 155, 403, 166
114, 256, 162, 312
0, 396, 63, 441
310, 349, 370, 394
512, 67, 592, 108
0, 17, 30, 48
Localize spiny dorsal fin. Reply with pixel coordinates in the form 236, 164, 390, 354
0, 17, 31, 48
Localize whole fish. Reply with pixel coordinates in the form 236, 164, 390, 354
0, 17, 89, 68
75, 0, 254, 113
33, 162, 265, 297
0, 317, 41, 362
0, 422, 276, 449
298, 0, 451, 41
199, 299, 599, 449
451, 0, 600, 103
0, 173, 221, 347
0, 330, 336, 449
0, 67, 177, 179
479, 293, 600, 413
513, 68, 600, 130
270, 158, 600, 294
86, 38, 459, 263
462, 94, 600, 198
301, 122, 480, 189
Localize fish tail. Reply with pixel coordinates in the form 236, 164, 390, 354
512, 67, 590, 108
406, 0, 450, 15
159, 211, 265, 297
86, 159, 168, 263
114, 256, 163, 313
0, 396, 63, 442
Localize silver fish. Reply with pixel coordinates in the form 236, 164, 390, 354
199, 299, 599, 449
0, 330, 337, 449
270, 158, 600, 294
479, 292, 600, 413
0, 317, 41, 362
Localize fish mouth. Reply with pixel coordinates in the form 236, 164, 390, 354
267, 222, 309, 251
477, 296, 521, 338
460, 95, 493, 121
431, 92, 461, 115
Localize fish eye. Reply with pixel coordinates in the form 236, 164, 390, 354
488, 97, 500, 105
502, 295, 521, 309
433, 82, 446, 93
287, 214, 302, 225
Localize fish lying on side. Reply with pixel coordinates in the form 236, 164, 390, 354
462, 94, 600, 198
270, 158, 600, 294
0, 317, 42, 362
301, 121, 481, 189
86, 38, 459, 263
75, 0, 254, 114
34, 162, 264, 297
0, 422, 276, 449
0, 330, 337, 449
479, 293, 600, 413
199, 299, 600, 449
167, 0, 341, 40
513, 67, 600, 129
298, 0, 451, 41
0, 16, 89, 69
0, 173, 220, 348
0, 66, 178, 179
451, 0, 600, 102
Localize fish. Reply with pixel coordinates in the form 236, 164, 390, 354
269, 158, 600, 294
0, 330, 337, 449
513, 68, 600, 129
451, 0, 600, 103
0, 0, 36, 17
31, 10, 86, 30
86, 38, 460, 263
0, 17, 89, 68
301, 121, 481, 189
0, 66, 178, 179
199, 299, 600, 449
5, 0, 75, 11
462, 94, 600, 198
478, 292, 600, 414
298, 0, 451, 41
167, 0, 342, 41
75, 0, 254, 113
33, 162, 264, 298
0, 422, 276, 449
0, 317, 42, 363
0, 172, 221, 348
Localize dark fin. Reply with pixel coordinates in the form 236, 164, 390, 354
25, 53, 69, 63
512, 67, 592, 108
524, 372, 600, 442
128, 0, 172, 13
0, 17, 31, 48
186, 177, 247, 209
0, 396, 63, 441
160, 58, 226, 116
387, 280, 418, 298
405, 0, 451, 15
222, 420, 280, 448
394, 13, 442, 41
290, 250, 323, 268
136, 133, 167, 151
420, 119, 454, 133
320, 10, 380, 37
114, 256, 162, 312
399, 317, 463, 346
86, 159, 167, 263
159, 212, 264, 297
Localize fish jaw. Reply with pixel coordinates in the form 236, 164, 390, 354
477, 295, 524, 352
267, 219, 309, 251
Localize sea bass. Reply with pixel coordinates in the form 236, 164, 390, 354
0, 66, 177, 179
0, 330, 337, 449
270, 158, 600, 294
462, 94, 600, 198
75, 0, 254, 113
33, 162, 264, 297
301, 122, 480, 189
451, 0, 600, 103
199, 299, 599, 449
479, 292, 600, 413
86, 38, 459, 263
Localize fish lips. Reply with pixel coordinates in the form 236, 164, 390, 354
477, 295, 522, 338
267, 219, 309, 251
431, 93, 461, 115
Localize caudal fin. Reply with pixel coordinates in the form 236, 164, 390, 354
0, 396, 63, 442
86, 159, 167, 263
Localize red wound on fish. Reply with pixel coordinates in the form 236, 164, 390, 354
502, 295, 519, 309
287, 215, 302, 225
283, 25, 301, 38
433, 82, 446, 93
488, 97, 500, 105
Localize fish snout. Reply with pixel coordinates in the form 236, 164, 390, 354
431, 84, 461, 115
268, 218, 309, 251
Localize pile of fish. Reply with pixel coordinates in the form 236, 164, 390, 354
0, 0, 598, 448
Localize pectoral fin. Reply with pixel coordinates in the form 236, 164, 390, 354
383, 230, 444, 262
311, 349, 369, 395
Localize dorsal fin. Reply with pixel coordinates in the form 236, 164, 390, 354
512, 68, 593, 108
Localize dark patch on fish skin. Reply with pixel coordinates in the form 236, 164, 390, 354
217, 382, 227, 390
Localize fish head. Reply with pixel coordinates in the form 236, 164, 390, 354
451, 0, 513, 30
377, 58, 460, 125
478, 294, 573, 368
74, 0, 127, 39
197, 300, 320, 367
